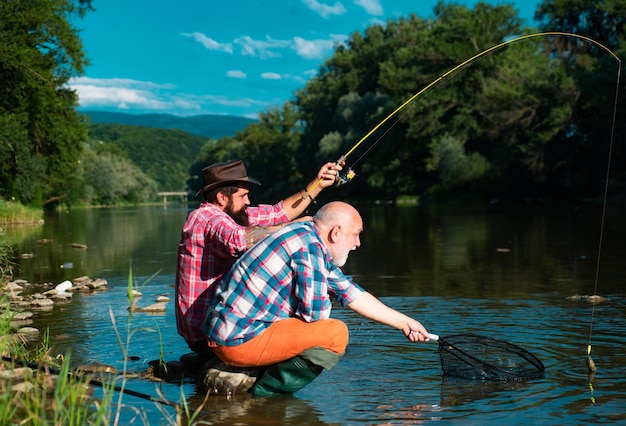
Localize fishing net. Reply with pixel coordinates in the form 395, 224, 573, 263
435, 334, 545, 381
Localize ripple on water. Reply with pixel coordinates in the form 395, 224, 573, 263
26, 285, 626, 425
300, 295, 626, 425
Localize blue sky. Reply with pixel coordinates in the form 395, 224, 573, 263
70, 0, 540, 119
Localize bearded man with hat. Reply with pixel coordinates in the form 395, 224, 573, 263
175, 159, 342, 356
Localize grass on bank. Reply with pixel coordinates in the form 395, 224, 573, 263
0, 199, 43, 227
0, 233, 14, 279
0, 198, 40, 279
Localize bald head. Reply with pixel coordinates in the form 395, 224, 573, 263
313, 201, 362, 230
313, 201, 362, 267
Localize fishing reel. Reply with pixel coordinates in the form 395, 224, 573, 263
332, 155, 357, 187
335, 168, 356, 187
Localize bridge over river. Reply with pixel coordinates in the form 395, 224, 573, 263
157, 192, 187, 207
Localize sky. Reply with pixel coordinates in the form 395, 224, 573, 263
70, 0, 541, 119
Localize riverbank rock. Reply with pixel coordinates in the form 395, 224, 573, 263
566, 294, 610, 303
1, 276, 109, 344
128, 301, 167, 313
0, 367, 35, 392
72, 276, 108, 291
16, 327, 40, 341
155, 294, 170, 303
74, 363, 117, 375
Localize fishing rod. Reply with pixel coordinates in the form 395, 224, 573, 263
302, 31, 621, 199
2, 355, 180, 409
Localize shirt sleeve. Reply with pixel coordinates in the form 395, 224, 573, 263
247, 202, 290, 226
291, 239, 364, 322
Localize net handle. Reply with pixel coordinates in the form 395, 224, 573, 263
428, 333, 440, 342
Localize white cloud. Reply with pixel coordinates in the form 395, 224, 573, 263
182, 28, 345, 61
261, 72, 285, 80
199, 94, 265, 108
303, 0, 346, 18
368, 17, 386, 27
227, 70, 247, 79
181, 32, 233, 53
235, 35, 290, 59
292, 37, 336, 59
233, 34, 341, 60
68, 76, 267, 116
72, 76, 174, 90
260, 72, 306, 84
354, 0, 383, 15
69, 77, 174, 110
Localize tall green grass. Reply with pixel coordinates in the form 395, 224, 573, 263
0, 234, 14, 279
0, 199, 43, 226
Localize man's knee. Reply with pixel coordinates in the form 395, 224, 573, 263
324, 319, 349, 353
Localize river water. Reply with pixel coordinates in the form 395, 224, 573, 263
6, 201, 626, 425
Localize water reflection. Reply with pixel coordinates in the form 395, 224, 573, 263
185, 394, 332, 426
7, 206, 189, 283
6, 202, 626, 425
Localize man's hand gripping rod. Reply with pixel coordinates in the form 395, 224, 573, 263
301, 156, 356, 201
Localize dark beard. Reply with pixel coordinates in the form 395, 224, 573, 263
225, 198, 249, 226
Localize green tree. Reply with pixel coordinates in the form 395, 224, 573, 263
535, 0, 626, 51
0, 0, 92, 207
426, 134, 490, 191
291, 1, 622, 199
472, 37, 579, 186
534, 0, 626, 194
82, 142, 158, 205
295, 1, 528, 197
191, 103, 305, 203
88, 124, 209, 192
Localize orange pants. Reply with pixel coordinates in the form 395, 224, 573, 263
211, 318, 349, 367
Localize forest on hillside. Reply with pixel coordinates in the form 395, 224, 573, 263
192, 1, 626, 203
1, 0, 625, 208
88, 124, 209, 196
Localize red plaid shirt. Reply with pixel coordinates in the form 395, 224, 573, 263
175, 201, 289, 345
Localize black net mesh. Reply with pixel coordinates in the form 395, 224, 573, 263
437, 334, 545, 381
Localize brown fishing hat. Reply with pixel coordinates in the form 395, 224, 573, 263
194, 160, 261, 199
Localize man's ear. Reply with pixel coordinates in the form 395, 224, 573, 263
215, 191, 228, 208
328, 225, 342, 243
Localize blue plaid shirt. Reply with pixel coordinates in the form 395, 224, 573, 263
204, 220, 364, 346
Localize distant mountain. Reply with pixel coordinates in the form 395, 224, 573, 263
83, 110, 257, 139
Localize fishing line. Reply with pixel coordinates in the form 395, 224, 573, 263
333, 77, 459, 186
303, 31, 622, 197
343, 97, 414, 175
587, 51, 622, 374
303, 30, 622, 375
345, 71, 464, 174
